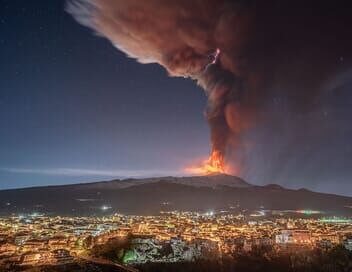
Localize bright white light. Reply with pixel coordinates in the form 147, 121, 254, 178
205, 211, 214, 216
101, 205, 111, 211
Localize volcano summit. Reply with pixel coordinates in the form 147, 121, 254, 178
1, 174, 351, 216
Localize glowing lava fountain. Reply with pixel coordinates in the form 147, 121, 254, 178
185, 151, 226, 175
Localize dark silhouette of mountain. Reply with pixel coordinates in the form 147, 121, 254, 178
0, 174, 351, 216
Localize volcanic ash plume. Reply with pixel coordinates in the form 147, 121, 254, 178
67, 0, 255, 173
67, 0, 352, 176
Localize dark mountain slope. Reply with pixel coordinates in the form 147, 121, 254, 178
0, 174, 351, 216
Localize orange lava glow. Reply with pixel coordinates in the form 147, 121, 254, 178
185, 151, 226, 175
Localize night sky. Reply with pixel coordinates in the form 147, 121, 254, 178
1, 0, 352, 195
0, 0, 210, 189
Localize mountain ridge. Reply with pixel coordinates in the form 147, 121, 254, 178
0, 174, 351, 216
0, 173, 251, 191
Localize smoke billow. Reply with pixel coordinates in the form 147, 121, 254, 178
67, 0, 352, 177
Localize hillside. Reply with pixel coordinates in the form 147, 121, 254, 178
0, 174, 351, 216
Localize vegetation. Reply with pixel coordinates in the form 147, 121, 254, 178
137, 246, 352, 272
89, 237, 352, 272
90, 234, 133, 263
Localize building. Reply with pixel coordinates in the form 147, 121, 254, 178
50, 249, 74, 265
344, 238, 352, 251
276, 230, 311, 245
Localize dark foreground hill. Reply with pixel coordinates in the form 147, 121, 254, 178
0, 174, 351, 216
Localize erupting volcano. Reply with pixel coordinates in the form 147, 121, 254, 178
67, 0, 254, 178
186, 151, 226, 175
68, 0, 352, 181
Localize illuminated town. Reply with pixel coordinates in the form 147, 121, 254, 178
1, 210, 352, 270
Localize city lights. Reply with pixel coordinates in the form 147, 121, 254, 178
1, 211, 352, 268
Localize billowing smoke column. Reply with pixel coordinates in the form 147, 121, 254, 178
67, 0, 352, 175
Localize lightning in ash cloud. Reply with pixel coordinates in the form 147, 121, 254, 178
204, 48, 221, 72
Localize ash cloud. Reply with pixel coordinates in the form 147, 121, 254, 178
67, 0, 352, 182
